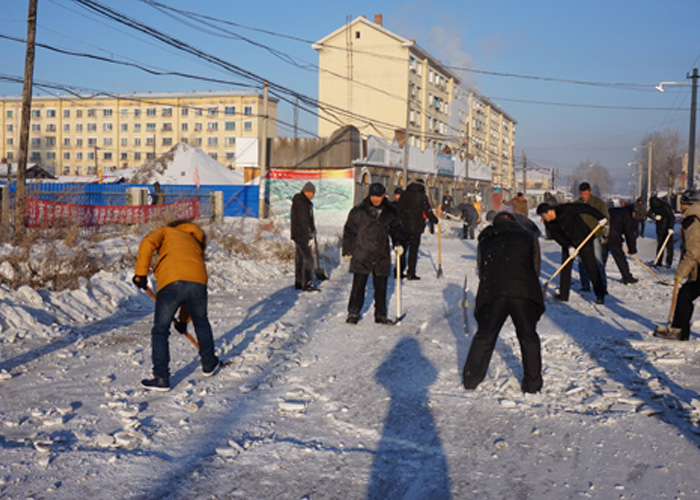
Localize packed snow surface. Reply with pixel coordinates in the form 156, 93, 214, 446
1, 216, 700, 499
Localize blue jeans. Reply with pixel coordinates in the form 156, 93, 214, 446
151, 281, 217, 379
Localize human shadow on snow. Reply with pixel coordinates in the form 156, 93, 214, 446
368, 337, 451, 499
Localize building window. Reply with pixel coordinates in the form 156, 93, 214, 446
226, 152, 235, 161
32, 124, 40, 132
46, 137, 56, 146
225, 106, 236, 115
134, 123, 141, 132
162, 107, 172, 117
225, 137, 236, 146
64, 152, 71, 160
6, 110, 12, 118
63, 166, 70, 175
244, 121, 252, 131
121, 138, 128, 147
194, 123, 202, 131
31, 138, 41, 146
6, 138, 12, 146
134, 152, 141, 161
121, 123, 128, 132
134, 138, 141, 146
146, 108, 156, 117
87, 109, 96, 118
63, 138, 70, 146
64, 124, 70, 132
103, 109, 112, 117
88, 138, 97, 146
47, 152, 56, 160
31, 109, 41, 118
244, 106, 253, 116
162, 123, 172, 131
146, 137, 154, 146
103, 123, 113, 132
208, 137, 218, 146
6, 124, 12, 132
208, 107, 218, 116
31, 152, 41, 161
103, 138, 113, 146
121, 152, 128, 161
181, 123, 188, 132
48, 109, 58, 118
87, 166, 96, 174
103, 152, 112, 160
194, 138, 202, 146
46, 124, 56, 132
225, 121, 235, 131
87, 123, 97, 132
207, 122, 218, 131
6, 152, 13, 160
76, 152, 83, 160
76, 166, 82, 175
76, 123, 83, 132
163, 137, 173, 146
195, 108, 203, 116
209, 152, 218, 160
181, 107, 189, 116
121, 108, 128, 117
76, 138, 83, 147
146, 123, 156, 131
146, 152, 155, 160
134, 108, 141, 118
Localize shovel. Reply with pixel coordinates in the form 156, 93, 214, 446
395, 246, 404, 325
653, 229, 674, 266
654, 277, 680, 337
313, 235, 329, 280
623, 248, 668, 285
436, 209, 444, 279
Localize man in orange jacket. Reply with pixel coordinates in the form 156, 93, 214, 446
133, 219, 220, 391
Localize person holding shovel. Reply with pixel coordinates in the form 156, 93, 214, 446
648, 195, 676, 268
537, 202, 607, 304
291, 181, 319, 292
342, 183, 403, 325
655, 189, 700, 340
132, 219, 220, 391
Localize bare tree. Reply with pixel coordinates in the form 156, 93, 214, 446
634, 129, 684, 196
570, 160, 615, 198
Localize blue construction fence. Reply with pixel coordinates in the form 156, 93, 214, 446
2, 182, 259, 218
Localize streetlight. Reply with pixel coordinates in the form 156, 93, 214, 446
633, 141, 653, 205
628, 160, 642, 199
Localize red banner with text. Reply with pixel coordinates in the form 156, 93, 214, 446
26, 198, 199, 228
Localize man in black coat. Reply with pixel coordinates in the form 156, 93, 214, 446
462, 212, 545, 393
537, 202, 607, 304
606, 206, 639, 284
290, 181, 318, 292
457, 200, 480, 239
342, 183, 403, 325
648, 195, 675, 267
397, 179, 439, 279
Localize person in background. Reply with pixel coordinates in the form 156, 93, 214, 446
634, 197, 648, 237
342, 183, 403, 325
504, 192, 529, 216
655, 189, 700, 340
462, 211, 544, 394
290, 182, 319, 291
538, 202, 607, 304
457, 198, 480, 239
648, 195, 676, 268
606, 205, 639, 285
577, 182, 609, 296
397, 179, 438, 280
151, 182, 165, 205
132, 219, 220, 391
441, 192, 454, 214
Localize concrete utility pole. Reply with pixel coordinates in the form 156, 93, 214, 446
14, 0, 38, 243
258, 81, 269, 218
521, 151, 527, 194
687, 68, 698, 188
647, 140, 653, 205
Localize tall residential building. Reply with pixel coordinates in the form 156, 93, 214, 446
0, 90, 277, 176
313, 14, 517, 188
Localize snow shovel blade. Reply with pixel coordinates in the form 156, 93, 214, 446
314, 267, 329, 280
394, 313, 407, 325
436, 265, 443, 279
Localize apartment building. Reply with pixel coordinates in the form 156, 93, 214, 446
0, 90, 277, 176
313, 14, 517, 189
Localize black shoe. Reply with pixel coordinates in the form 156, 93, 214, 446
294, 283, 302, 290
203, 359, 222, 377
141, 377, 170, 392
554, 294, 568, 302
407, 274, 421, 280
346, 314, 360, 324
303, 284, 320, 292
375, 317, 393, 325
596, 296, 605, 305
623, 276, 638, 285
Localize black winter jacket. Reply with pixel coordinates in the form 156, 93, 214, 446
457, 202, 480, 226
608, 206, 638, 254
545, 203, 605, 248
475, 220, 544, 317
647, 196, 675, 237
290, 192, 315, 244
397, 182, 438, 234
342, 197, 403, 276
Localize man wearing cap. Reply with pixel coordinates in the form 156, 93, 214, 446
577, 182, 609, 295
291, 181, 318, 292
342, 183, 403, 324
656, 189, 700, 340
397, 178, 439, 279
537, 202, 607, 304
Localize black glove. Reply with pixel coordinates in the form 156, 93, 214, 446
132, 275, 148, 290
173, 320, 187, 334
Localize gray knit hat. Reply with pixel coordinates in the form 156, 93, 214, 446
302, 181, 316, 193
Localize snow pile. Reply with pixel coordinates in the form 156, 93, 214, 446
125, 142, 244, 185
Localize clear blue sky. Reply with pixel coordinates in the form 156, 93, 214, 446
1, 0, 699, 195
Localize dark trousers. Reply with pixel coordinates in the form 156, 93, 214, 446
655, 231, 674, 266
672, 279, 700, 340
462, 297, 543, 392
606, 240, 633, 281
294, 241, 314, 288
348, 273, 388, 319
462, 223, 475, 239
151, 281, 217, 379
401, 232, 423, 277
638, 220, 645, 237
558, 243, 604, 300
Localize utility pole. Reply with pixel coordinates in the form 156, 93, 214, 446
647, 140, 653, 206
14, 0, 38, 243
687, 68, 698, 188
521, 151, 527, 194
258, 81, 269, 218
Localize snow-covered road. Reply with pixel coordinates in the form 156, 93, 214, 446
1, 219, 700, 499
